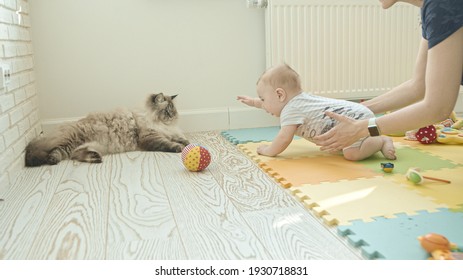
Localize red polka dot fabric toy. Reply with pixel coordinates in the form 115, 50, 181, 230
181, 143, 211, 172
415, 125, 437, 144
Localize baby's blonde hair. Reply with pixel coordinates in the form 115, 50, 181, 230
258, 63, 302, 94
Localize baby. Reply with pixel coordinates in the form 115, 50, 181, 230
237, 63, 396, 161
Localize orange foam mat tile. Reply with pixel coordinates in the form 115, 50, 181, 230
259, 156, 378, 188
289, 177, 447, 226
238, 139, 328, 164
389, 167, 463, 210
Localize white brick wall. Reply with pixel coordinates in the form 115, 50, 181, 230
0, 0, 40, 195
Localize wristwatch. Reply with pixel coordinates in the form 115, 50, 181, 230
368, 118, 381, 137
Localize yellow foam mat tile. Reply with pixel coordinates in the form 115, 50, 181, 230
389, 167, 463, 210
289, 177, 447, 226
238, 139, 329, 164
389, 137, 422, 147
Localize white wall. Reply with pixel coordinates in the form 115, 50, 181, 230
0, 0, 41, 194
29, 0, 277, 133
27, 0, 463, 133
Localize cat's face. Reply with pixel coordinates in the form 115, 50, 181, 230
146, 93, 179, 123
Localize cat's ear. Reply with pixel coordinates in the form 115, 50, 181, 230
171, 94, 178, 100
152, 93, 165, 104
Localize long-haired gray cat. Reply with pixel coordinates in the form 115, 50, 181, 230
25, 92, 189, 167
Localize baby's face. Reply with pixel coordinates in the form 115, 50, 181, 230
256, 81, 285, 117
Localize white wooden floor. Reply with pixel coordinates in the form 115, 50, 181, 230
0, 131, 362, 260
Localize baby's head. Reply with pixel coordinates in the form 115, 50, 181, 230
256, 63, 302, 117
257, 63, 302, 96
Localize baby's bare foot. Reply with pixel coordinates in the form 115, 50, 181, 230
381, 136, 396, 160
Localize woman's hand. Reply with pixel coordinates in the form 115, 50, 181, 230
313, 111, 367, 152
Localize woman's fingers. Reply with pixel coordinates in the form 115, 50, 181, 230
314, 111, 357, 150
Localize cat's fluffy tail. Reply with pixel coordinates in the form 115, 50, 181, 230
25, 136, 57, 167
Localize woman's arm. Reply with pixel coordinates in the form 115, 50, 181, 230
376, 28, 463, 134
314, 28, 463, 151
363, 39, 428, 114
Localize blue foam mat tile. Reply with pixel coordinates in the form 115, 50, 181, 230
221, 126, 281, 144
346, 234, 367, 247
337, 209, 463, 260
361, 245, 386, 260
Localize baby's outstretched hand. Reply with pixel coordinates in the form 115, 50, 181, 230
237, 96, 261, 108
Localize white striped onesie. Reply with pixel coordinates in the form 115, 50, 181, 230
280, 92, 374, 148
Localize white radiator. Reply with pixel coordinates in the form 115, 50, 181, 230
265, 0, 421, 100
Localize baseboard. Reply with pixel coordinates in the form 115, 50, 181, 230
178, 107, 278, 132
177, 108, 230, 132
39, 93, 463, 134
40, 107, 280, 134
228, 107, 279, 130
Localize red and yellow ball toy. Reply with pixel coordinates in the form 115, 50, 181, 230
181, 143, 211, 172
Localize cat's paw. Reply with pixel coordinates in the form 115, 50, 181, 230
176, 138, 190, 146
173, 144, 183, 153
47, 149, 62, 165
46, 155, 60, 165
87, 151, 103, 163
72, 147, 103, 163
164, 143, 184, 153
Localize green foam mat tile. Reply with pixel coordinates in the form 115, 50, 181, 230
358, 146, 460, 174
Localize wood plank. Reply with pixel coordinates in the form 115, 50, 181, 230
107, 237, 187, 260
189, 131, 362, 259
1, 130, 362, 260
106, 151, 186, 259
0, 162, 70, 259
188, 131, 298, 212
157, 151, 271, 259
27, 160, 110, 259
241, 206, 361, 259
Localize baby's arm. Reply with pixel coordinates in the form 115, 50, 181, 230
257, 125, 298, 157
237, 95, 263, 109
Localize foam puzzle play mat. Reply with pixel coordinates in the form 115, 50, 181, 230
221, 125, 463, 260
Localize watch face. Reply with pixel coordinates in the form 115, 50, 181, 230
368, 126, 380, 136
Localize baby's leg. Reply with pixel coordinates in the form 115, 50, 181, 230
343, 136, 396, 161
